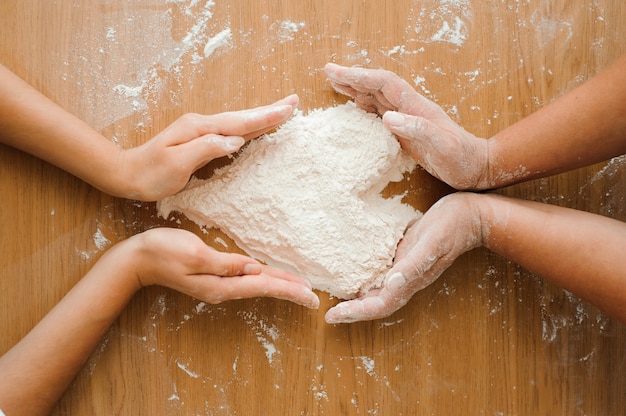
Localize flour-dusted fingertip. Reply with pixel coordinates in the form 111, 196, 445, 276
204, 135, 245, 152
324, 309, 341, 324
324, 63, 350, 82
302, 287, 320, 309
385, 272, 407, 292
324, 302, 353, 324
255, 104, 294, 119
382, 111, 404, 128
281, 93, 299, 109
323, 62, 338, 74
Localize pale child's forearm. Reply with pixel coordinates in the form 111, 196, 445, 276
479, 194, 626, 321
0, 229, 319, 413
0, 243, 140, 416
0, 63, 302, 201
487, 54, 626, 187
0, 64, 125, 196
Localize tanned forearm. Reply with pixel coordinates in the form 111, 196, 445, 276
487, 54, 626, 187
479, 194, 626, 322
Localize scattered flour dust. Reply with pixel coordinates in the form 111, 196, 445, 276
76, 227, 111, 260
405, 0, 473, 47
203, 27, 232, 58
158, 102, 421, 299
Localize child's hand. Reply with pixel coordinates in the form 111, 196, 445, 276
120, 95, 299, 201
117, 227, 319, 309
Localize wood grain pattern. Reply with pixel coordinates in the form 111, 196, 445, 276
1, 1, 625, 414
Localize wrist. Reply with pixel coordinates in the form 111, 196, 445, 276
111, 148, 144, 200
454, 192, 486, 249
425, 192, 486, 251
115, 229, 176, 288
478, 138, 493, 190
93, 236, 145, 293
474, 193, 510, 251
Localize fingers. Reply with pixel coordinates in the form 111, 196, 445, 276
198, 99, 297, 140
382, 110, 487, 189
324, 205, 453, 324
150, 234, 320, 309
217, 103, 295, 140
154, 95, 299, 182
384, 111, 442, 141
325, 63, 397, 94
327, 79, 396, 115
271, 93, 299, 108
198, 250, 263, 277
192, 272, 320, 309
259, 265, 313, 288
393, 218, 422, 260
185, 244, 318, 307
382, 111, 447, 164
325, 63, 456, 125
324, 278, 411, 323
172, 134, 244, 173
324, 260, 438, 324
325, 63, 428, 116
160, 95, 298, 147
196, 248, 311, 288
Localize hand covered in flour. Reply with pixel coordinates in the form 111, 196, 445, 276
120, 95, 299, 201
324, 63, 489, 190
325, 192, 482, 323
123, 228, 320, 308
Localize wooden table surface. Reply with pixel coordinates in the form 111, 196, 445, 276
1, 1, 625, 414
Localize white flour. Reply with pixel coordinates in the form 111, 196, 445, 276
158, 102, 420, 299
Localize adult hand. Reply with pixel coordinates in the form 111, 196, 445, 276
324, 63, 489, 190
120, 95, 299, 201
119, 227, 320, 309
325, 192, 483, 323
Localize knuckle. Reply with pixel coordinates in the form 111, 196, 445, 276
179, 113, 217, 133
408, 116, 427, 135
179, 112, 202, 125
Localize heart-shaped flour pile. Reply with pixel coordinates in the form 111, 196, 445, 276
158, 102, 421, 299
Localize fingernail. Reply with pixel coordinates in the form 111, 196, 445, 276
276, 104, 295, 115
296, 287, 320, 309
324, 62, 338, 73
325, 310, 341, 324
303, 288, 320, 309
325, 304, 355, 324
325, 315, 339, 324
383, 111, 404, 128
283, 94, 299, 107
386, 272, 406, 292
243, 263, 262, 275
255, 104, 293, 118
221, 136, 245, 151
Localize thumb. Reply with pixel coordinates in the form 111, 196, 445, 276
383, 111, 446, 145
184, 134, 245, 171
382, 111, 453, 180
386, 246, 439, 295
